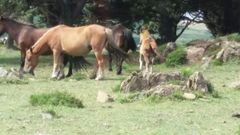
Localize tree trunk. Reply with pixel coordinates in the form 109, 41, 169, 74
158, 17, 178, 43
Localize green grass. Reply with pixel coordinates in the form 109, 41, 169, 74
212, 59, 223, 66
165, 47, 187, 67
0, 78, 28, 85
1, 26, 240, 134
226, 33, 240, 42
30, 91, 84, 108
177, 23, 213, 44
181, 67, 194, 78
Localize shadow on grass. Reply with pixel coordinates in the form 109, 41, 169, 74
0, 57, 20, 66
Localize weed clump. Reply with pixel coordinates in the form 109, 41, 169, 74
181, 67, 194, 78
165, 47, 187, 67
226, 33, 240, 42
30, 91, 84, 108
212, 59, 223, 66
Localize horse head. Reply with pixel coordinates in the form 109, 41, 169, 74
0, 16, 6, 35
23, 48, 39, 75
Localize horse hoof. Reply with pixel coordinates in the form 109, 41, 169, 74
95, 76, 104, 81
57, 75, 65, 80
116, 72, 121, 75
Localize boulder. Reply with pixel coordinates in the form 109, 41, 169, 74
0, 67, 22, 79
187, 39, 213, 49
184, 72, 209, 92
144, 84, 180, 96
120, 71, 182, 93
201, 56, 213, 70
96, 91, 114, 103
183, 93, 196, 100
229, 81, 240, 89
0, 67, 8, 77
215, 41, 240, 62
185, 46, 205, 64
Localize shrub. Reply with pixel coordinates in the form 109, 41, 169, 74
181, 67, 194, 78
30, 91, 84, 108
115, 93, 140, 104
145, 95, 163, 103
207, 81, 214, 93
212, 59, 223, 66
226, 33, 240, 42
211, 91, 220, 98
170, 90, 185, 100
165, 47, 187, 67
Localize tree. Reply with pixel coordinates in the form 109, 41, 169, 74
26, 0, 87, 26
198, 0, 240, 36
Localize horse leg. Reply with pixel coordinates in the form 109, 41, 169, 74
143, 54, 150, 73
95, 52, 104, 80
51, 50, 61, 79
116, 57, 123, 75
64, 55, 73, 77
57, 53, 65, 80
19, 50, 26, 74
108, 53, 113, 71
139, 54, 144, 70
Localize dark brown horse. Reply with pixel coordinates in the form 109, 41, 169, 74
108, 24, 137, 74
0, 17, 49, 74
0, 17, 84, 76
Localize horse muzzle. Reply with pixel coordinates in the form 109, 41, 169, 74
23, 67, 34, 75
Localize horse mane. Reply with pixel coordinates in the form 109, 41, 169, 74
111, 23, 137, 52
124, 29, 137, 51
1, 17, 36, 28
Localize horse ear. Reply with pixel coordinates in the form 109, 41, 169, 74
30, 48, 33, 53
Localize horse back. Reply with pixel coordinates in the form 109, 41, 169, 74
48, 24, 106, 56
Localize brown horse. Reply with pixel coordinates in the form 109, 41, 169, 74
24, 24, 127, 80
0, 17, 49, 74
139, 26, 163, 73
0, 16, 85, 76
108, 24, 137, 75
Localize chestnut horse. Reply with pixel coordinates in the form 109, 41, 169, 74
108, 24, 137, 75
24, 24, 127, 80
139, 26, 163, 73
0, 17, 85, 76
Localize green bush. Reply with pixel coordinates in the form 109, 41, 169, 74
30, 91, 84, 108
212, 59, 223, 66
165, 47, 187, 67
226, 33, 240, 42
115, 93, 141, 104
181, 67, 194, 78
145, 95, 163, 103
170, 90, 185, 100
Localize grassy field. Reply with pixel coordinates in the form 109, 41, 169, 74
1, 25, 240, 135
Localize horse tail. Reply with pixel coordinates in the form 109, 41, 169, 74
104, 28, 128, 60
124, 30, 137, 52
